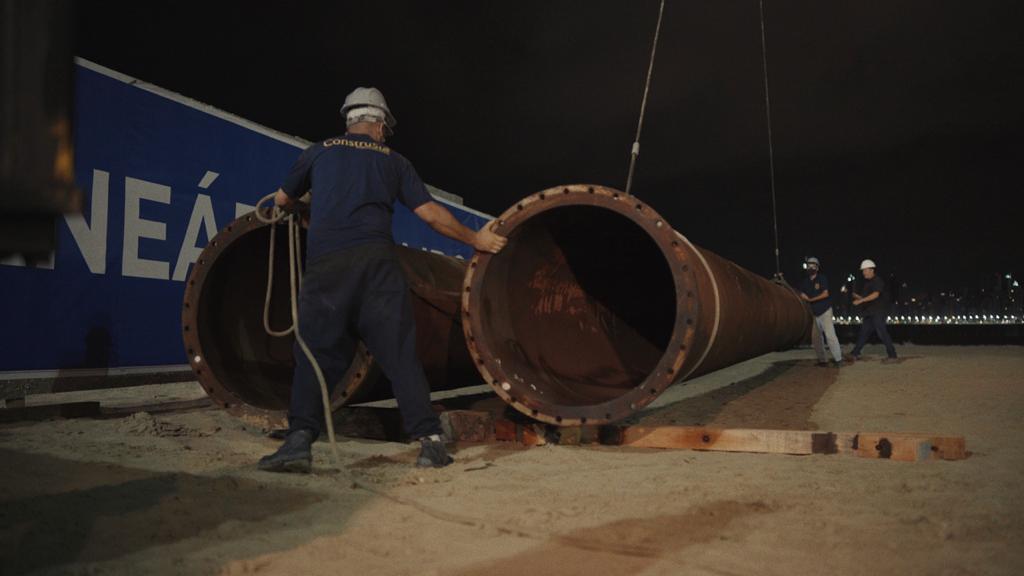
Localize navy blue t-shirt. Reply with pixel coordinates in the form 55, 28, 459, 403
860, 275, 889, 316
799, 272, 832, 316
281, 133, 433, 262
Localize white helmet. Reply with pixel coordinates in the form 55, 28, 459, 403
860, 259, 877, 270
340, 87, 397, 130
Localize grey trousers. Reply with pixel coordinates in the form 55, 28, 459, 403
811, 307, 843, 363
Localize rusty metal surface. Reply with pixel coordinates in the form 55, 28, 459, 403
461, 184, 811, 426
182, 211, 480, 425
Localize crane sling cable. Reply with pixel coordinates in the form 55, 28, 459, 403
758, 0, 783, 277
623, 0, 786, 277
624, 0, 666, 196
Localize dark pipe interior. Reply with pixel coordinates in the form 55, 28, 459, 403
194, 226, 299, 410
477, 205, 676, 407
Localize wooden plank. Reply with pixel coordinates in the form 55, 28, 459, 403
854, 432, 967, 461
0, 368, 195, 398
832, 432, 859, 455
101, 397, 213, 418
494, 418, 517, 442
493, 418, 546, 446
598, 425, 967, 462
0, 401, 101, 423
550, 425, 601, 446
440, 410, 494, 442
605, 426, 834, 455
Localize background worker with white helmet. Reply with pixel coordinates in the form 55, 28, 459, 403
798, 257, 843, 366
258, 87, 508, 473
850, 259, 898, 361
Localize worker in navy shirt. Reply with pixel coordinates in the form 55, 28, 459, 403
798, 257, 843, 366
258, 87, 507, 473
850, 259, 898, 361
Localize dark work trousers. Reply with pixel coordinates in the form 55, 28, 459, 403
288, 243, 442, 440
851, 314, 898, 358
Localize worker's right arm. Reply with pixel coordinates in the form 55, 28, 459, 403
275, 144, 318, 207
414, 201, 507, 254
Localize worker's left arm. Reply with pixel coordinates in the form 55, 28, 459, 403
414, 201, 507, 254
808, 289, 830, 302
398, 158, 507, 253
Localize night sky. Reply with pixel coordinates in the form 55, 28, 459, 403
77, 1, 1023, 293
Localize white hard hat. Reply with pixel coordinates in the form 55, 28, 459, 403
860, 259, 877, 270
805, 256, 820, 267
340, 87, 396, 130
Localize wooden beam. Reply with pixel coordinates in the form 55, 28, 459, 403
440, 410, 495, 442
0, 401, 101, 423
853, 432, 967, 461
494, 419, 547, 446
601, 425, 837, 455
100, 397, 212, 418
596, 425, 967, 461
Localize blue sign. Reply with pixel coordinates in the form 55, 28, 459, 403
0, 59, 490, 372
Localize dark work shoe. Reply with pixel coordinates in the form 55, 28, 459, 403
815, 361, 829, 367
267, 428, 290, 440
258, 429, 314, 473
416, 435, 453, 468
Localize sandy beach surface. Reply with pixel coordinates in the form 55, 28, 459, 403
2, 344, 1022, 575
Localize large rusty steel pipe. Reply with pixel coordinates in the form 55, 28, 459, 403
182, 211, 481, 426
461, 184, 811, 426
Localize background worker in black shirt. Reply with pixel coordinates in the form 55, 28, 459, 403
850, 259, 898, 361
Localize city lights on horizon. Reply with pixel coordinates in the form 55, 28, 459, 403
832, 314, 1023, 325
826, 271, 1021, 323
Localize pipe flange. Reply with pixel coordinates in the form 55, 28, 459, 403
461, 184, 701, 426
182, 211, 377, 422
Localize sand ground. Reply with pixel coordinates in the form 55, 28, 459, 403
1, 344, 1022, 576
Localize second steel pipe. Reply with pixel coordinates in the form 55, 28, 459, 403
461, 184, 811, 426
182, 211, 481, 427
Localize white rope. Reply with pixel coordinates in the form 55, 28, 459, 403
624, 0, 667, 197
262, 221, 294, 337
255, 191, 339, 466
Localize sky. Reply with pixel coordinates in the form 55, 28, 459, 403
76, 1, 1024, 292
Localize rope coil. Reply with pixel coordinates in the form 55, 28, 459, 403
255, 192, 340, 466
